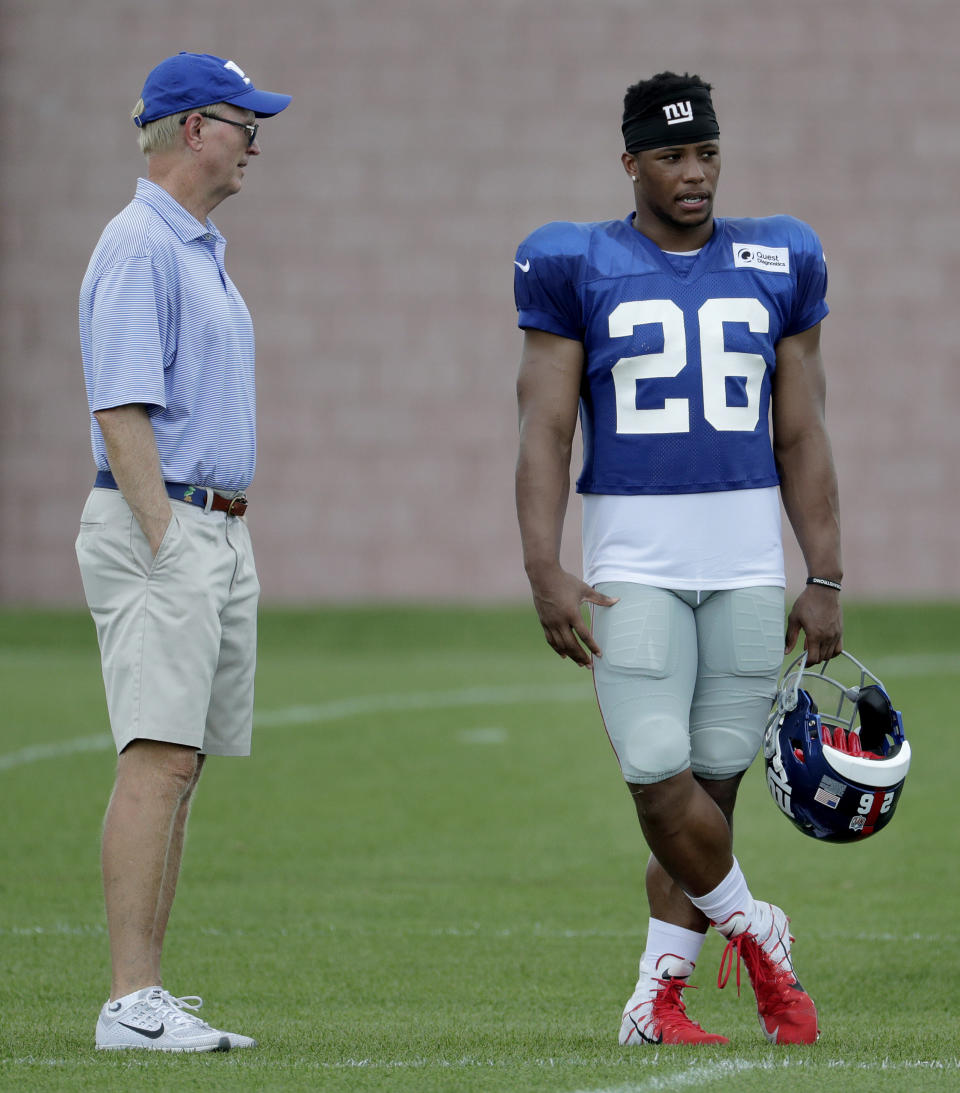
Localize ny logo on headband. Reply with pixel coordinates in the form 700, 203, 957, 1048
662, 100, 694, 125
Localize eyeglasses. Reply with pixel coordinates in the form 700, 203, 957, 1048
180, 111, 259, 147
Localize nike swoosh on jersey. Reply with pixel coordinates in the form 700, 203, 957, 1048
514, 259, 531, 272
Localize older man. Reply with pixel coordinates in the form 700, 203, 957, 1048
76, 52, 290, 1052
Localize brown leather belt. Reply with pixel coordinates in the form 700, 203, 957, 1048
201, 489, 249, 517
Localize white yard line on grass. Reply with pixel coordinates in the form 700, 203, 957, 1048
567, 1056, 960, 1093
0, 683, 588, 773
872, 652, 960, 677
570, 1059, 760, 1092
252, 683, 588, 728
9, 1055, 960, 1075
2, 648, 956, 774
0, 732, 114, 771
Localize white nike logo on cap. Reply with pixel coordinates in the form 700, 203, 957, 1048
514, 259, 530, 272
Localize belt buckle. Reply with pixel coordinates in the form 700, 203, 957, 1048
226, 493, 248, 517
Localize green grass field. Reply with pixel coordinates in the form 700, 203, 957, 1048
1, 603, 958, 1092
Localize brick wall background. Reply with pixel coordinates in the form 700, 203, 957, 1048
2, 0, 957, 605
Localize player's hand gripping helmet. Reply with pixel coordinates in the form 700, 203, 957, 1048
763, 651, 911, 842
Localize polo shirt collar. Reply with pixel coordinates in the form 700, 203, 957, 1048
134, 177, 225, 244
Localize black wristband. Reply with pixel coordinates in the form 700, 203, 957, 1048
806, 576, 842, 592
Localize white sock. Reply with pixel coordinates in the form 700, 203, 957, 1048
641, 916, 707, 975
108, 985, 160, 1009
687, 859, 756, 935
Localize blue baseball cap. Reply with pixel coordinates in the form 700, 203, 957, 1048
134, 52, 292, 127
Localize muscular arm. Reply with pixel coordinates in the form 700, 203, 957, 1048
771, 321, 843, 664
515, 328, 617, 666
94, 404, 172, 556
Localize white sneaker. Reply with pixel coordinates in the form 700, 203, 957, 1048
95, 986, 257, 1052
619, 954, 729, 1045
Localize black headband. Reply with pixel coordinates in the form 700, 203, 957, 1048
622, 86, 719, 152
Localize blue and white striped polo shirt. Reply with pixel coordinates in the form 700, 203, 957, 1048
79, 178, 256, 490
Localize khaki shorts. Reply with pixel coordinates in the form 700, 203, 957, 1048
591, 583, 785, 784
75, 488, 259, 756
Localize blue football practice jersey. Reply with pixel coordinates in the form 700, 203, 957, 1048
514, 213, 828, 495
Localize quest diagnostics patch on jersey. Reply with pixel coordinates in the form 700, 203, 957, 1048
732, 244, 790, 274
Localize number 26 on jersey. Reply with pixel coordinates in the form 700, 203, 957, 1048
610, 297, 770, 435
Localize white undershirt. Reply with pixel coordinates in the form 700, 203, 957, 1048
581, 487, 785, 590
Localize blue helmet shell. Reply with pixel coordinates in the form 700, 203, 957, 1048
763, 652, 911, 843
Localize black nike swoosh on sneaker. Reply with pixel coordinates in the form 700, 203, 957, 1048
119, 1021, 165, 1039
625, 1014, 663, 1045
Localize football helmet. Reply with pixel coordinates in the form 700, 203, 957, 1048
763, 651, 911, 842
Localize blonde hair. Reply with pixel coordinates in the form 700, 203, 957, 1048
130, 99, 225, 156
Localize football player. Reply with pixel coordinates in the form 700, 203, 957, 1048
514, 71, 842, 1045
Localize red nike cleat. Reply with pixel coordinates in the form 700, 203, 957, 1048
620, 954, 729, 1045
717, 904, 819, 1044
